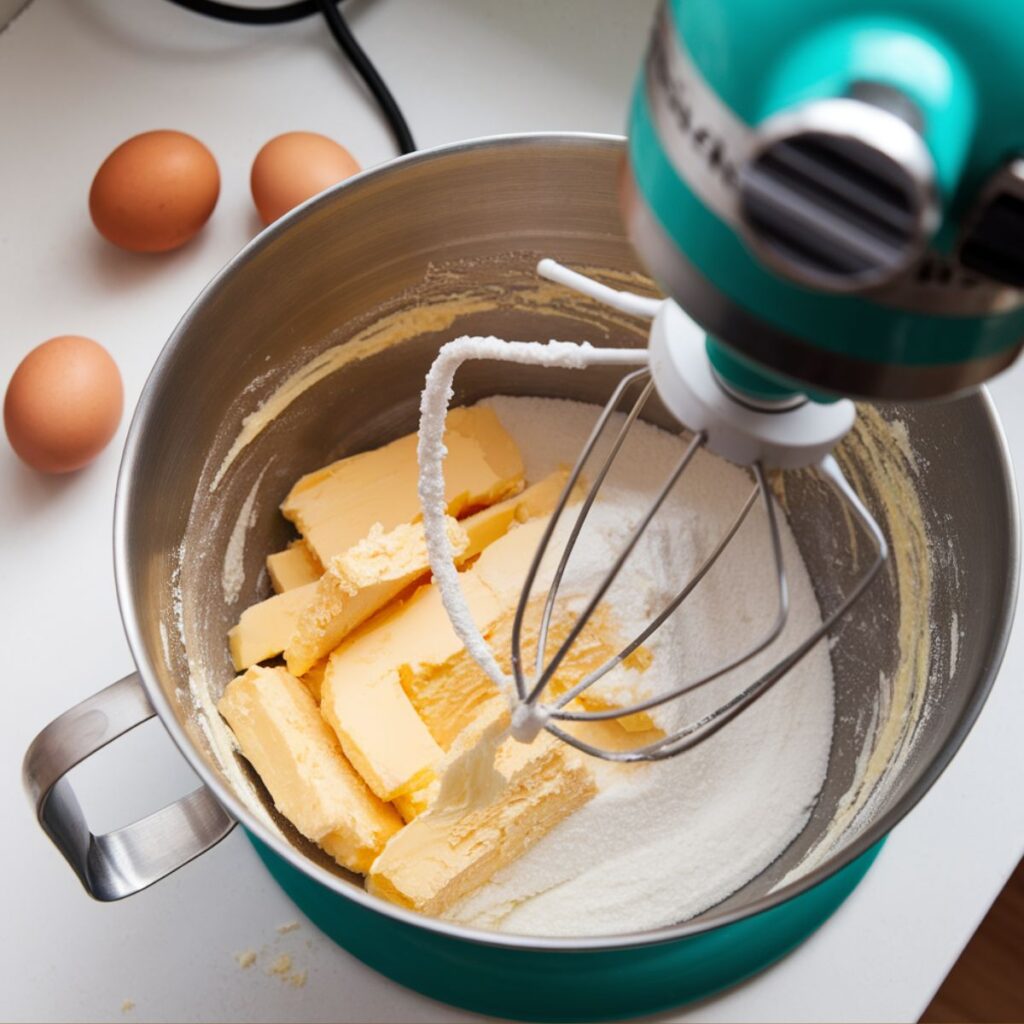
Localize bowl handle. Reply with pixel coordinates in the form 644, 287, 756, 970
22, 672, 236, 901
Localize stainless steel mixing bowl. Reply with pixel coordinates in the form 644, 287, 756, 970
24, 134, 1018, 1020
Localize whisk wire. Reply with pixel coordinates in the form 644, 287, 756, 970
527, 429, 706, 703
547, 485, 760, 711
531, 372, 655, 681
550, 462, 791, 717
539, 453, 886, 762
510, 367, 652, 700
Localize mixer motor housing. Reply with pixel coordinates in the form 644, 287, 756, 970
624, 0, 1024, 401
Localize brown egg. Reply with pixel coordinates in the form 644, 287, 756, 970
4, 336, 123, 473
251, 131, 361, 225
90, 130, 220, 252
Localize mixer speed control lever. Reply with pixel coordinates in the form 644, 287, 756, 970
958, 159, 1024, 288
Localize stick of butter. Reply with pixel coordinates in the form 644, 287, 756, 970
284, 518, 469, 678
265, 465, 572, 599
512, 601, 657, 733
392, 784, 435, 824
458, 467, 577, 560
218, 666, 401, 874
300, 659, 327, 702
403, 597, 656, 749
462, 516, 659, 732
391, 518, 559, 749
228, 582, 318, 671
392, 700, 507, 822
321, 666, 444, 803
267, 540, 322, 593
319, 572, 503, 803
367, 729, 596, 915
282, 406, 524, 565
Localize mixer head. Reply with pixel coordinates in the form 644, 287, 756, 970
625, 0, 1024, 401
417, 260, 888, 762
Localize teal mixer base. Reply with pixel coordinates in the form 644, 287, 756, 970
249, 832, 884, 1022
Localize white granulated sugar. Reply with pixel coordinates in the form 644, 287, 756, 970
443, 395, 834, 937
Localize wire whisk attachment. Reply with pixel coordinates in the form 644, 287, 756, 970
417, 260, 888, 762
506, 367, 887, 761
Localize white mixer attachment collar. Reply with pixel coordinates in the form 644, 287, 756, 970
648, 302, 856, 469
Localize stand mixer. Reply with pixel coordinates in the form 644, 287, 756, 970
418, 0, 1024, 760
14, 6, 1020, 1014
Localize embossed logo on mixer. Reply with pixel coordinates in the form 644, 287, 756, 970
647, 22, 739, 193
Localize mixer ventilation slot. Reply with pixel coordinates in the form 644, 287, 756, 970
741, 133, 918, 286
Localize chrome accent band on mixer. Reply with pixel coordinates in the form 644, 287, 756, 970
738, 98, 939, 293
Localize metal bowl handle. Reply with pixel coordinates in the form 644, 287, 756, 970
22, 672, 236, 901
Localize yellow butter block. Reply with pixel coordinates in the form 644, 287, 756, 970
405, 597, 656, 748
367, 732, 596, 916
458, 501, 519, 563
320, 663, 443, 802
357, 578, 506, 752
471, 517, 659, 733
301, 514, 652, 752
218, 666, 401, 873
328, 572, 505, 688
318, 573, 502, 802
459, 468, 577, 561
513, 466, 583, 521
285, 518, 468, 678
527, 604, 658, 734
399, 654, 501, 751
470, 516, 551, 606
281, 407, 524, 565
267, 540, 322, 593
394, 700, 509, 822
228, 581, 317, 671
446, 405, 524, 486
388, 518, 552, 749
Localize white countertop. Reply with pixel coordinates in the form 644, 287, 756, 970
2, 2, 1022, 1021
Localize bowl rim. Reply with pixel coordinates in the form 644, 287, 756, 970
114, 131, 1021, 952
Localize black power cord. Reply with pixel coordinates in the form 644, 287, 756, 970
315, 0, 415, 154
164, 0, 416, 154
164, 0, 339, 25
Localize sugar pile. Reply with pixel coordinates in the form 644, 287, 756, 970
441, 394, 834, 937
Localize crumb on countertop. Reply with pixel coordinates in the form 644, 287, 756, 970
121, 1000, 135, 1014
267, 953, 292, 976
235, 949, 257, 969
266, 952, 307, 988
277, 921, 300, 934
